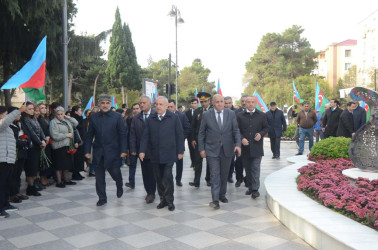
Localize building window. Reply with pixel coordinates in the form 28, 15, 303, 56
345, 63, 351, 70
345, 49, 351, 57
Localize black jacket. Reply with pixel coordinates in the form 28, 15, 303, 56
353, 105, 366, 132
323, 107, 343, 137
266, 109, 287, 138
10, 122, 30, 160
129, 109, 156, 155
336, 109, 354, 138
140, 110, 185, 164
175, 110, 191, 139
191, 106, 210, 143
237, 110, 269, 158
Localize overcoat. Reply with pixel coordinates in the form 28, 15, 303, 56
336, 109, 354, 138
266, 109, 286, 138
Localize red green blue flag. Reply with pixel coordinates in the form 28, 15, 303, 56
153, 85, 159, 103
292, 81, 303, 103
217, 79, 222, 96
195, 88, 201, 107
1, 36, 46, 102
111, 95, 118, 109
315, 83, 329, 114
360, 101, 370, 121
83, 96, 94, 118
253, 90, 268, 112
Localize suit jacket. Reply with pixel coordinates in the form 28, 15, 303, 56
198, 108, 241, 158
185, 108, 195, 124
175, 110, 191, 139
84, 110, 128, 168
353, 105, 366, 132
237, 109, 269, 158
129, 109, 156, 156
140, 110, 185, 164
336, 109, 354, 138
323, 107, 343, 137
266, 109, 287, 138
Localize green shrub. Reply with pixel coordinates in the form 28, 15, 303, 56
309, 137, 351, 160
282, 125, 297, 138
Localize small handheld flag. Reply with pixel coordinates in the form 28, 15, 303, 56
195, 88, 201, 107
217, 79, 222, 96
315, 83, 329, 114
111, 95, 118, 109
360, 101, 370, 121
83, 96, 94, 119
292, 81, 303, 103
253, 90, 268, 112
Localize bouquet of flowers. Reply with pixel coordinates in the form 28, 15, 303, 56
40, 147, 52, 170
66, 128, 77, 154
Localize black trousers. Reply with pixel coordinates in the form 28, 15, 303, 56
9, 159, 25, 196
270, 137, 281, 157
95, 158, 123, 202
152, 163, 174, 204
192, 148, 210, 185
242, 156, 262, 192
0, 162, 12, 209
175, 158, 183, 182
235, 156, 244, 182
73, 145, 85, 175
228, 155, 235, 179
141, 159, 156, 196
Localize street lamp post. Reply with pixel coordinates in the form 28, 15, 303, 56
168, 5, 184, 105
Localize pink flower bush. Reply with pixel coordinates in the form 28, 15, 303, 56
297, 158, 378, 230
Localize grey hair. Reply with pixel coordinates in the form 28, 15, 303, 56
140, 96, 152, 103
224, 96, 232, 101
241, 94, 249, 98
55, 106, 65, 113
213, 94, 224, 100
157, 96, 168, 104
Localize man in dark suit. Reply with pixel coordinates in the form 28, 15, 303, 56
84, 94, 128, 206
322, 99, 343, 138
128, 96, 157, 204
168, 99, 191, 186
237, 96, 269, 199
266, 102, 287, 160
337, 102, 355, 138
139, 96, 185, 211
185, 98, 198, 168
189, 92, 212, 187
198, 94, 241, 209
353, 101, 366, 132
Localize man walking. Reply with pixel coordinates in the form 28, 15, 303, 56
198, 95, 241, 209
237, 96, 269, 199
296, 102, 317, 155
266, 102, 286, 159
84, 94, 128, 206
168, 99, 191, 186
128, 96, 157, 204
322, 99, 343, 138
337, 102, 355, 138
185, 98, 199, 168
139, 96, 185, 211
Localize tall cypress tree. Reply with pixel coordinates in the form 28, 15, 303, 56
123, 23, 140, 90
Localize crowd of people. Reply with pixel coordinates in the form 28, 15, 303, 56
0, 92, 367, 218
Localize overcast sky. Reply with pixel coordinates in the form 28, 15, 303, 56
73, 0, 376, 98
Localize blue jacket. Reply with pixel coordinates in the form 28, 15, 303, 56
353, 105, 366, 132
266, 109, 287, 138
84, 110, 128, 168
314, 113, 322, 131
175, 110, 191, 139
129, 109, 156, 156
140, 110, 185, 164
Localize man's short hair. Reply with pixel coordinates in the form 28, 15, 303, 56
331, 99, 340, 105
132, 103, 140, 108
157, 96, 168, 104
241, 94, 249, 99
302, 101, 309, 106
270, 102, 277, 106
191, 98, 198, 103
168, 99, 176, 105
347, 101, 355, 107
224, 96, 232, 101
122, 103, 127, 109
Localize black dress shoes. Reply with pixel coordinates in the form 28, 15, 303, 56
209, 201, 220, 209
219, 197, 228, 203
56, 182, 66, 188
227, 177, 234, 183
296, 153, 303, 155
157, 201, 168, 209
206, 181, 211, 187
272, 156, 276, 159
125, 182, 135, 189
96, 200, 107, 206
189, 182, 199, 187
168, 203, 175, 211
176, 181, 183, 187
146, 194, 155, 204
26, 186, 41, 196
64, 181, 76, 185
251, 191, 260, 199
245, 189, 252, 195
235, 181, 241, 187
117, 186, 123, 198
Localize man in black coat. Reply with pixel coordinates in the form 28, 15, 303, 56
139, 96, 185, 211
84, 94, 128, 206
337, 102, 355, 138
237, 96, 269, 199
353, 101, 366, 132
128, 96, 157, 204
266, 102, 287, 160
189, 92, 212, 187
322, 99, 343, 138
185, 98, 198, 168
168, 99, 191, 186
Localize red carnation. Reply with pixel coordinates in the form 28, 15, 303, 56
19, 134, 28, 140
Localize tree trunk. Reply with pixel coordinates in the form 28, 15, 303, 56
68, 72, 73, 108
126, 88, 129, 106
93, 73, 100, 106
121, 86, 125, 105
2, 56, 12, 107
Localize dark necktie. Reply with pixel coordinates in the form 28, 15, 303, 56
217, 111, 222, 130
144, 113, 147, 121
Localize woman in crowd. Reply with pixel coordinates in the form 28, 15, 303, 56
83, 109, 95, 176
21, 102, 46, 196
8, 107, 30, 204
70, 105, 85, 180
49, 106, 78, 187
37, 103, 53, 186
0, 105, 26, 218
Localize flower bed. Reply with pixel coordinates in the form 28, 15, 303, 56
297, 158, 378, 230
308, 137, 350, 161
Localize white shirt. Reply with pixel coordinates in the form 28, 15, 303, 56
246, 108, 256, 114
158, 112, 166, 120
214, 109, 224, 124
143, 109, 151, 120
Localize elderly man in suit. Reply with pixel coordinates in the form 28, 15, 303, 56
198, 94, 241, 209
168, 99, 191, 186
266, 102, 286, 160
139, 96, 185, 211
237, 96, 269, 199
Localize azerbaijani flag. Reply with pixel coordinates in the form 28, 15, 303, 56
195, 88, 201, 107
217, 79, 222, 96
253, 90, 268, 112
153, 85, 159, 103
111, 95, 118, 109
315, 83, 329, 114
1, 36, 46, 102
83, 96, 94, 119
360, 101, 371, 121
292, 81, 303, 103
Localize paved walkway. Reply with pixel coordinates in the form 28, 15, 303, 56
0, 144, 313, 249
